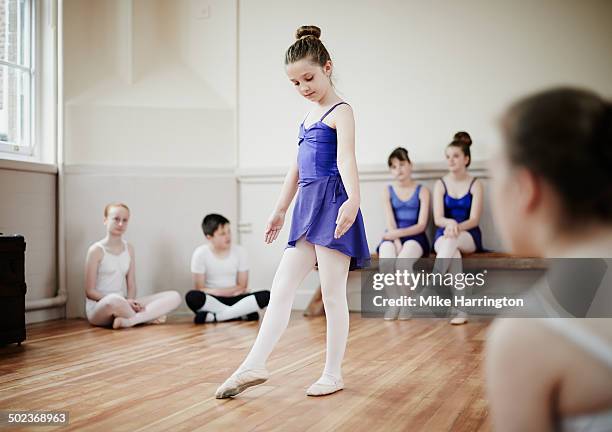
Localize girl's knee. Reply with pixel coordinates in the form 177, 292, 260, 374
165, 290, 182, 306
101, 293, 126, 308
435, 236, 457, 253
399, 241, 422, 258
379, 241, 396, 258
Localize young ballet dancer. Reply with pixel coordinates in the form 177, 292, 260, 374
486, 88, 612, 431
185, 213, 270, 323
432, 132, 484, 324
215, 25, 370, 398
84, 203, 181, 329
378, 147, 430, 320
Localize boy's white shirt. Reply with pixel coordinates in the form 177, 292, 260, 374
190, 244, 249, 290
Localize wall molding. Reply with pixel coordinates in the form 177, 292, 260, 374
0, 159, 57, 174
60, 160, 490, 180
63, 164, 237, 177
237, 160, 490, 184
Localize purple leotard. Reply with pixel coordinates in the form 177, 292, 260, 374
377, 184, 430, 255
433, 178, 483, 251
287, 102, 370, 270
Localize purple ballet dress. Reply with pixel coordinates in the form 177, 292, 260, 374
287, 102, 371, 270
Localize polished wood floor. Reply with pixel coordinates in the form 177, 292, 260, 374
0, 313, 493, 431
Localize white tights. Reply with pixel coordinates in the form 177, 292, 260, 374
87, 291, 182, 328
433, 232, 476, 317
239, 238, 350, 383
433, 231, 476, 274
379, 240, 424, 316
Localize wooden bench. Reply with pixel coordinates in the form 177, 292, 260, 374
303, 252, 547, 317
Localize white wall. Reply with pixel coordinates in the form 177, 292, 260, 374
238, 0, 612, 169
57, 0, 612, 317
0, 165, 61, 323
63, 0, 236, 167
62, 0, 239, 317
63, 168, 236, 317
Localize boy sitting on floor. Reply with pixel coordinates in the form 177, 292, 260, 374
185, 213, 270, 324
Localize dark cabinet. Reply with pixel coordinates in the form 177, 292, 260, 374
0, 235, 27, 345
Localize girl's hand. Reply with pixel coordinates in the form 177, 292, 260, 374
394, 239, 403, 254
444, 220, 459, 238
128, 299, 144, 312
335, 197, 359, 239
382, 229, 401, 241
265, 211, 285, 244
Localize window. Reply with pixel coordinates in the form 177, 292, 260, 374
0, 0, 33, 156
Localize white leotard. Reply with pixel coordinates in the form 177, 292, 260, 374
85, 240, 130, 318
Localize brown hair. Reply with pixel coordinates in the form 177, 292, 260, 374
502, 87, 612, 222
448, 131, 473, 167
285, 25, 331, 69
387, 147, 411, 167
104, 203, 130, 218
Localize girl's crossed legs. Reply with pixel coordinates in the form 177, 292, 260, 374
87, 291, 181, 329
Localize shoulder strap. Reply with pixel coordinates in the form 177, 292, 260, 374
96, 242, 107, 255
320, 102, 348, 122
440, 179, 448, 193
468, 177, 477, 192
388, 184, 396, 199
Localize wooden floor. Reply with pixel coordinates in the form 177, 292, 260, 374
0, 313, 493, 431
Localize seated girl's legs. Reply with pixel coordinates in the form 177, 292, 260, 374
87, 293, 135, 327
113, 291, 181, 329
185, 290, 270, 322
312, 243, 350, 387
238, 238, 317, 371
434, 232, 476, 324
433, 231, 476, 273
378, 241, 400, 320
396, 240, 424, 319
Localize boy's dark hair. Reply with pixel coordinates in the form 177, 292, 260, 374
387, 147, 411, 167
502, 87, 612, 222
448, 131, 473, 167
201, 213, 230, 237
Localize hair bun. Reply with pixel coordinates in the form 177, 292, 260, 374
454, 131, 472, 147
296, 25, 321, 40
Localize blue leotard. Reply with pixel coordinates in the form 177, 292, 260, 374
433, 178, 483, 251
378, 184, 430, 255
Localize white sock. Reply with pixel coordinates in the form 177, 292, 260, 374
215, 296, 260, 322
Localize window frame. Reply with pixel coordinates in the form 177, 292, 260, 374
0, 0, 35, 157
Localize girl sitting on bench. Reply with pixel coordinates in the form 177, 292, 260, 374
432, 132, 484, 324
378, 147, 430, 320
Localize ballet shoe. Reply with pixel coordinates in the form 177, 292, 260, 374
397, 307, 412, 321
383, 307, 399, 321
215, 368, 269, 399
306, 376, 344, 397
450, 311, 468, 325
